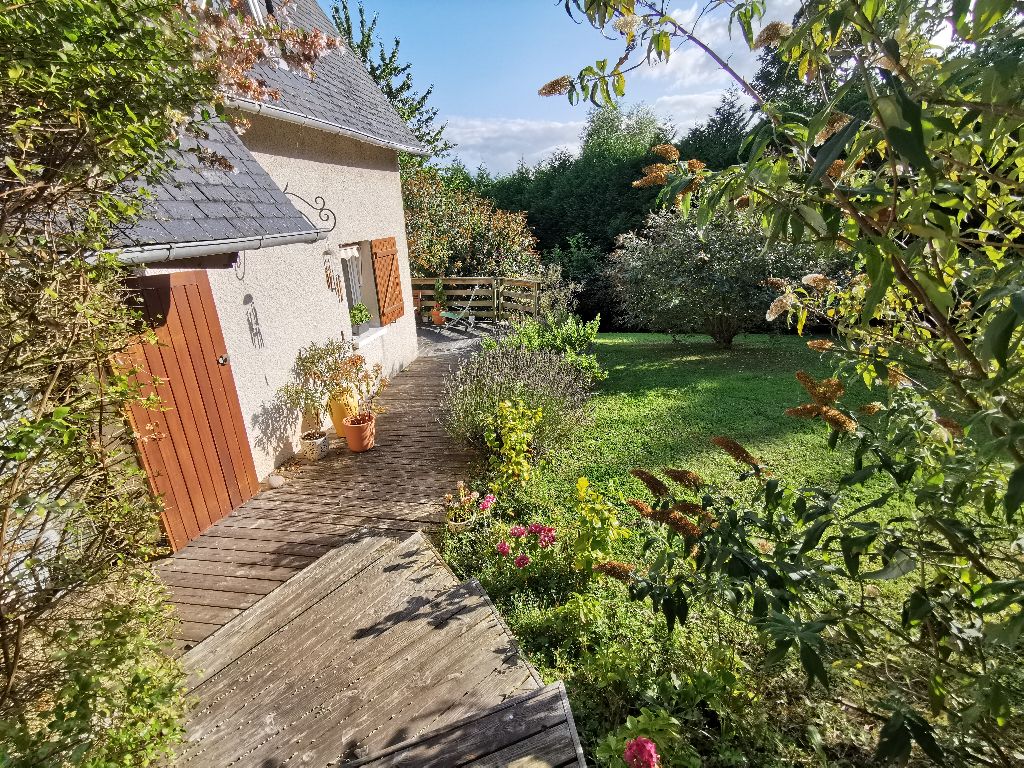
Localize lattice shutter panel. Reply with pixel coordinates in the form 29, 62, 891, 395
371, 236, 404, 325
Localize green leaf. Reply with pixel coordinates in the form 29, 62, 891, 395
861, 247, 894, 324
799, 517, 832, 554
862, 548, 916, 580
972, 0, 1012, 38
1004, 464, 1024, 521
807, 117, 861, 187
876, 713, 913, 763
981, 306, 1019, 367
799, 641, 828, 689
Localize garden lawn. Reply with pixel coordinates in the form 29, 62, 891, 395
529, 332, 910, 516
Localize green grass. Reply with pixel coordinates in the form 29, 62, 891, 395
530, 332, 906, 516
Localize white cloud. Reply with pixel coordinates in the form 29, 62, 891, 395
653, 90, 745, 133
443, 116, 585, 174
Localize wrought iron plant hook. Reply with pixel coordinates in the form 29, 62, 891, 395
283, 183, 337, 233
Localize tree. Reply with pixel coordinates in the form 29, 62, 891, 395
332, 0, 453, 167
403, 168, 540, 278
552, 0, 1024, 763
0, 2, 334, 763
610, 209, 820, 345
676, 89, 750, 170
479, 106, 670, 321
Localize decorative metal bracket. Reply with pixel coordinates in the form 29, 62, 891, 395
283, 184, 337, 233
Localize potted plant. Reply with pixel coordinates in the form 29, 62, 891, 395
431, 278, 447, 326
278, 338, 352, 461
336, 354, 389, 452
349, 302, 372, 336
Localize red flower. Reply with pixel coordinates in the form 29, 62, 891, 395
624, 736, 660, 768
509, 525, 527, 538
514, 553, 531, 568
496, 541, 510, 556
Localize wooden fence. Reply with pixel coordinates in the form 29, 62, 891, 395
411, 277, 541, 320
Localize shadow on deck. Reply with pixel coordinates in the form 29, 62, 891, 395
156, 350, 477, 654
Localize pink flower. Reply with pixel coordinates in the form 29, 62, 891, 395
509, 525, 527, 538
528, 522, 544, 534
537, 532, 556, 549
496, 541, 510, 557
479, 494, 496, 511
624, 736, 660, 768
514, 553, 530, 568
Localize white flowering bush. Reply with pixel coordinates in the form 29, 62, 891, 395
609, 209, 825, 346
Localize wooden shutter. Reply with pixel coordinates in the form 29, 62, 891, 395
371, 236, 405, 325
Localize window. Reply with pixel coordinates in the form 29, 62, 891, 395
339, 243, 380, 333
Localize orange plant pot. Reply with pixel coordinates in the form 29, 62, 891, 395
342, 412, 376, 452
431, 307, 445, 326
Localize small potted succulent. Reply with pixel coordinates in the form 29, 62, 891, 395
279, 338, 353, 461
349, 302, 372, 336
431, 278, 447, 326
336, 354, 389, 452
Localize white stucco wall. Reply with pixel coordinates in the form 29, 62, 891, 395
144, 115, 418, 479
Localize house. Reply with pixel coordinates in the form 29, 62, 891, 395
118, 0, 425, 551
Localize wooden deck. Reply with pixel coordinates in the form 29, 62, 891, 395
156, 353, 475, 653
157, 346, 587, 766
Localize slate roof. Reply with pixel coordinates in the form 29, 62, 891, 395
236, 0, 425, 155
114, 117, 318, 252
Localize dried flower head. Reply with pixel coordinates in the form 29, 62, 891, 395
538, 75, 573, 97
801, 273, 835, 292
764, 277, 789, 292
686, 158, 707, 173
627, 499, 654, 516
642, 162, 676, 177
859, 402, 884, 416
593, 560, 636, 583
796, 371, 845, 405
807, 339, 834, 352
936, 417, 964, 438
785, 403, 825, 419
630, 469, 670, 497
826, 159, 846, 179
888, 367, 914, 389
766, 292, 796, 321
711, 436, 758, 467
752, 21, 792, 50
820, 406, 857, 433
651, 143, 680, 162
664, 468, 704, 489
815, 112, 852, 144
639, 504, 702, 539
632, 171, 670, 188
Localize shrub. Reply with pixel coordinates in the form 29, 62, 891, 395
483, 399, 542, 493
440, 346, 592, 456
483, 313, 606, 382
572, 477, 630, 574
609, 209, 823, 346
403, 167, 541, 278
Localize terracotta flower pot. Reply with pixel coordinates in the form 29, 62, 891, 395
328, 391, 359, 435
300, 430, 330, 461
342, 413, 376, 452
431, 307, 445, 326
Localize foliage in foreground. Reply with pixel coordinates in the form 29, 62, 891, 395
1, 1, 336, 763
550, 0, 1024, 763
610, 207, 826, 346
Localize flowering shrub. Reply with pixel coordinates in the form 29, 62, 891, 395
483, 400, 543, 494
595, 707, 696, 768
493, 521, 559, 578
609, 209, 826, 346
440, 346, 593, 457
483, 313, 606, 382
572, 477, 629, 574
403, 167, 541, 278
623, 737, 660, 768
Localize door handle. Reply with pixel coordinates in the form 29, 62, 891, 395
217, 354, 229, 366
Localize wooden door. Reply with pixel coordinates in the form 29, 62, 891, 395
123, 271, 259, 551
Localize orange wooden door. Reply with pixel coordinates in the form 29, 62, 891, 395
124, 271, 259, 551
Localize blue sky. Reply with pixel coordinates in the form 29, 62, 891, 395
317, 1, 801, 173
